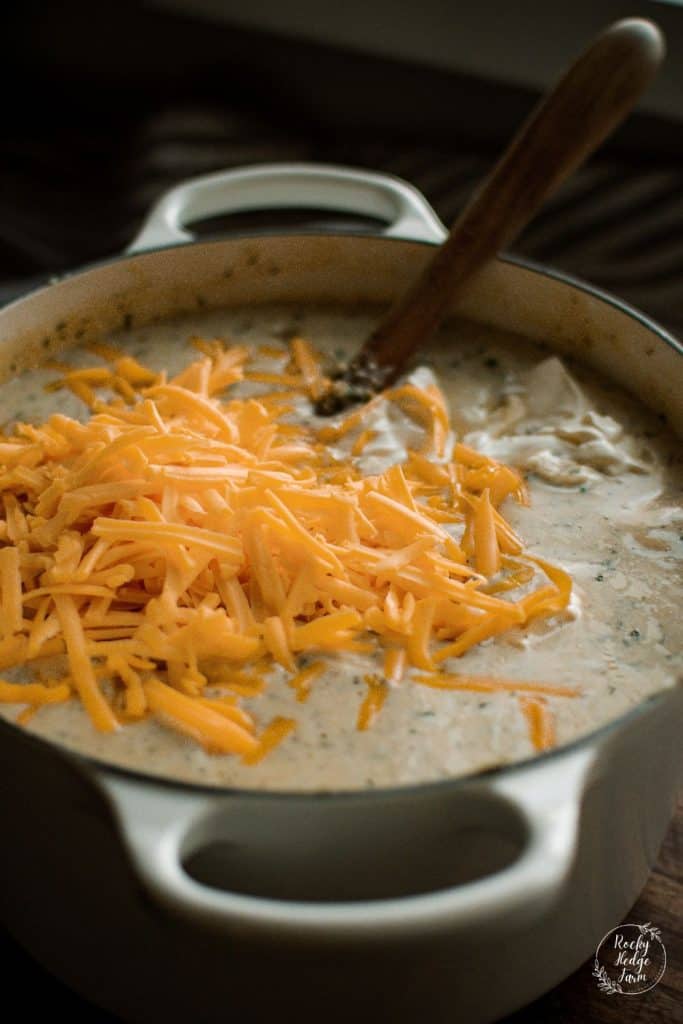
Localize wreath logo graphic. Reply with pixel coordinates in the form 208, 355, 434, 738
593, 922, 666, 996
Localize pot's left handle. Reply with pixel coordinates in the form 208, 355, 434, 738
126, 163, 447, 254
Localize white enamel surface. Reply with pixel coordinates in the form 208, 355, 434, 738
101, 747, 593, 936
127, 163, 448, 253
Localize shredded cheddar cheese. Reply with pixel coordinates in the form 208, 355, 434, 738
0, 334, 578, 760
357, 674, 389, 731
288, 661, 325, 703
518, 695, 556, 751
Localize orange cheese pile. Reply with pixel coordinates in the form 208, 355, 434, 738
0, 335, 576, 758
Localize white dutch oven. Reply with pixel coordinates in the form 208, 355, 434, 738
0, 164, 681, 1024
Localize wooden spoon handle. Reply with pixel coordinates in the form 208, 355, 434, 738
357, 18, 665, 382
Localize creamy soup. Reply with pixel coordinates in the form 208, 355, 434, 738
1, 305, 681, 790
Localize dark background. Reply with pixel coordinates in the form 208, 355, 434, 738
2, 1, 682, 327
1, 2, 681, 1021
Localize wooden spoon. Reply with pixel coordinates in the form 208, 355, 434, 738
316, 18, 665, 414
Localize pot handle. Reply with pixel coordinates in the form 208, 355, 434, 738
100, 746, 593, 942
126, 162, 448, 254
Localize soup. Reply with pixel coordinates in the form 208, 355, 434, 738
0, 305, 680, 790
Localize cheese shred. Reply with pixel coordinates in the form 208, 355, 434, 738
0, 335, 577, 759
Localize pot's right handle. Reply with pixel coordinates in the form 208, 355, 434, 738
127, 163, 448, 254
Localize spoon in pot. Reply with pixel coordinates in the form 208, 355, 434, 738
315, 17, 665, 414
